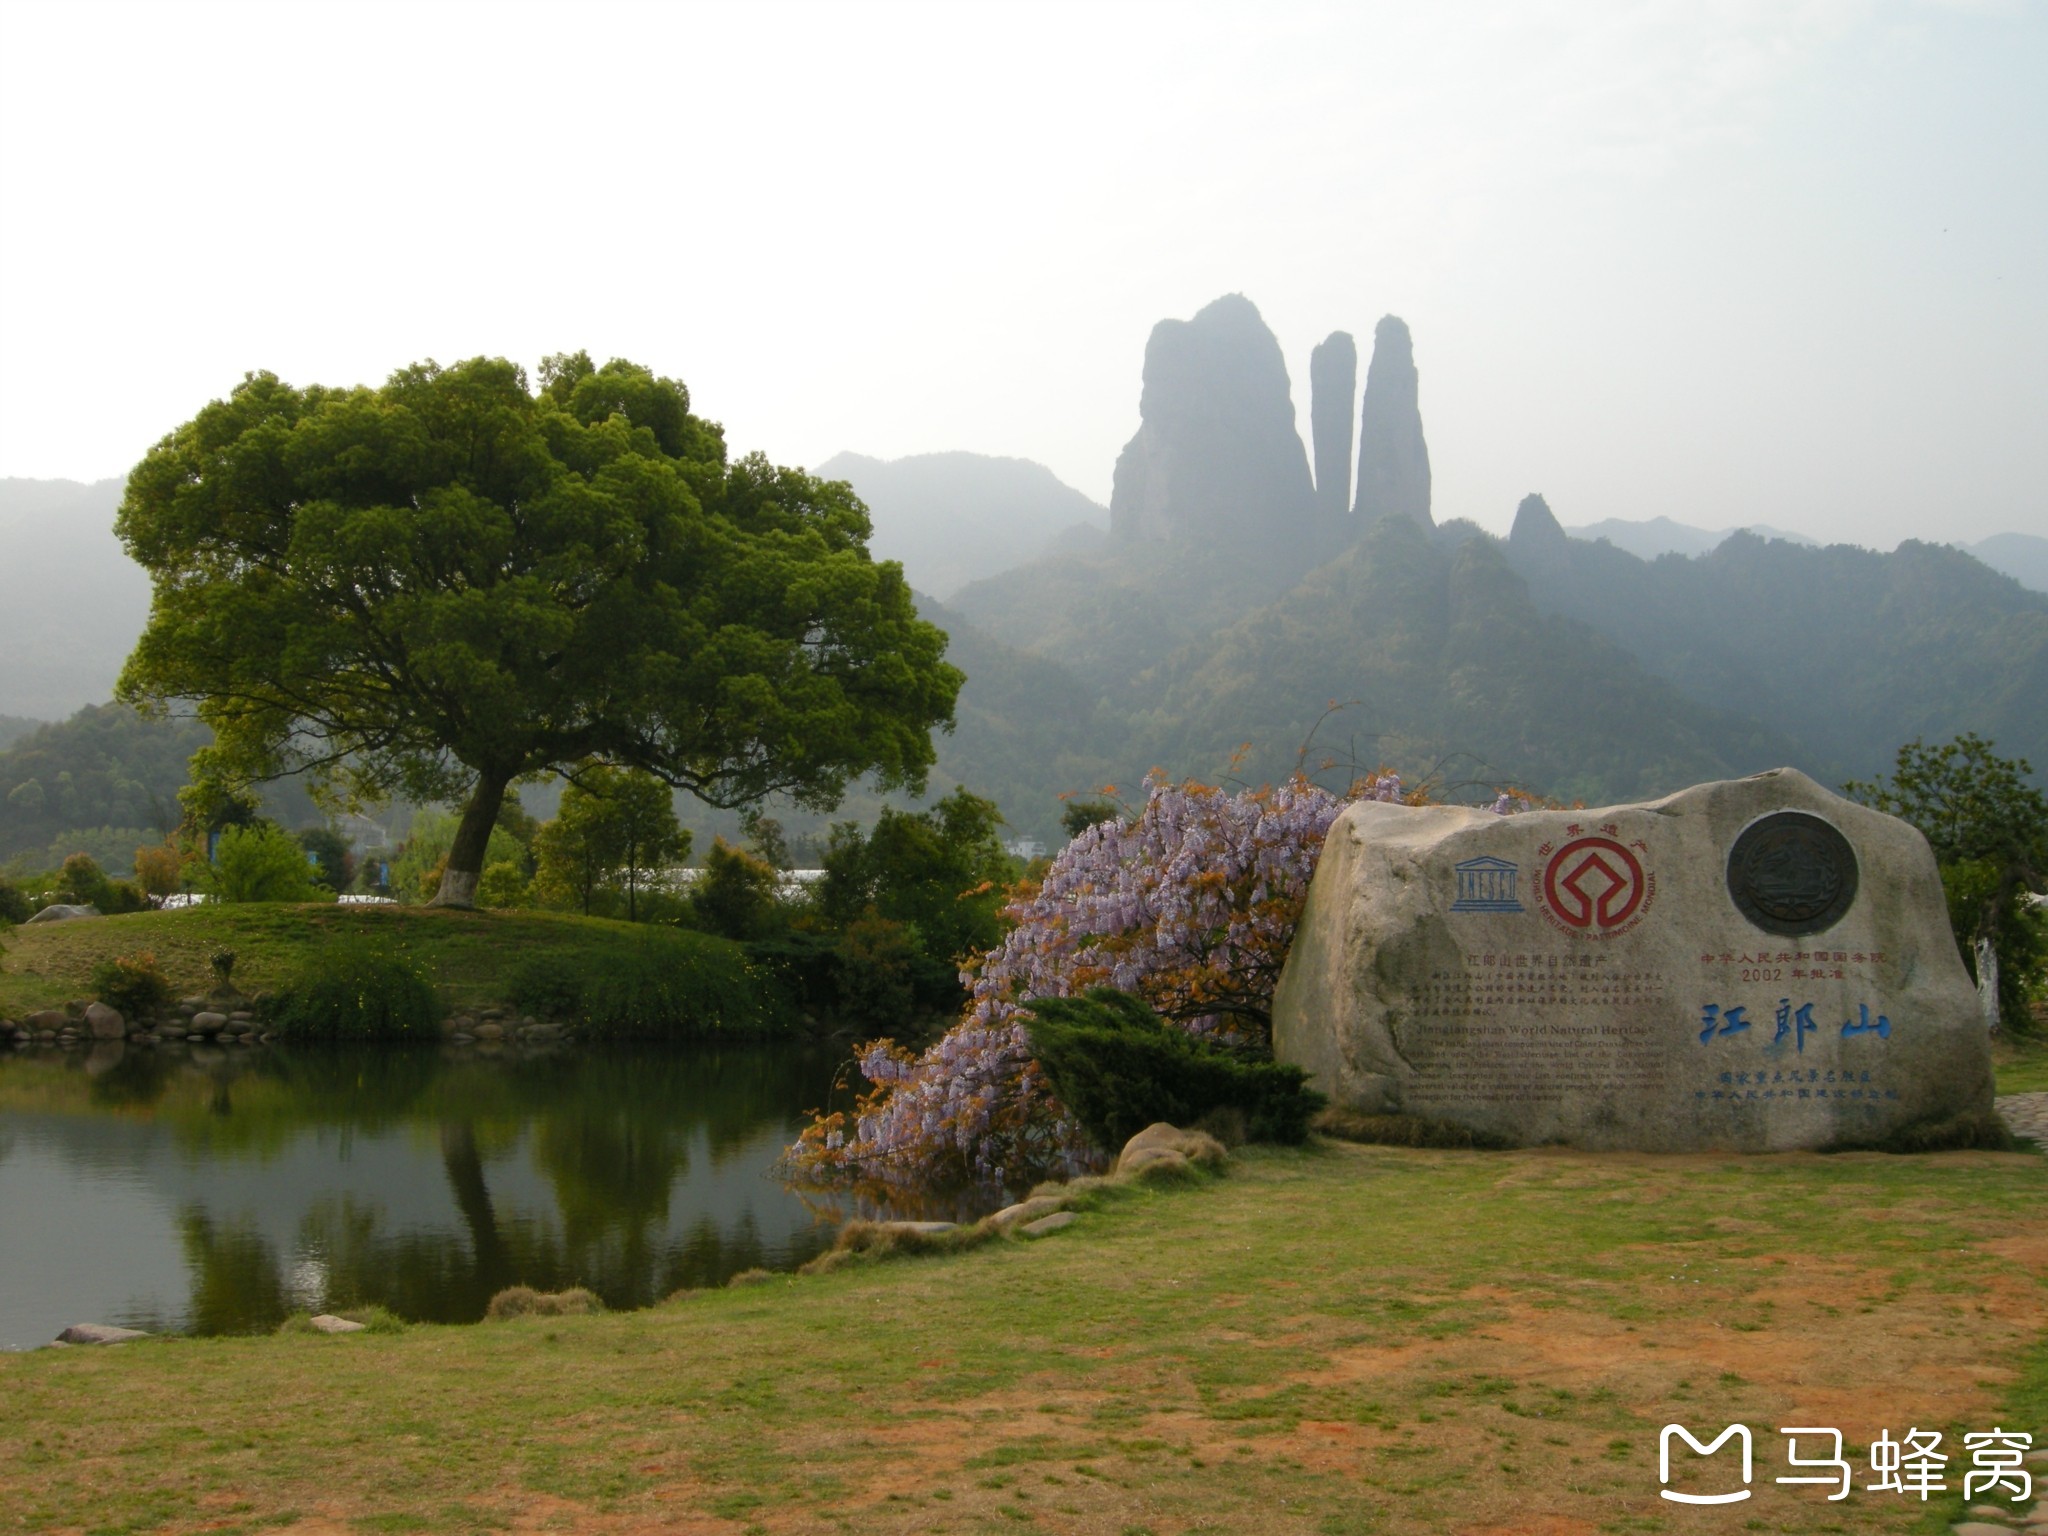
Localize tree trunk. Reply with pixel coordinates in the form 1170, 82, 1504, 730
430, 772, 510, 909
1975, 934, 2001, 1032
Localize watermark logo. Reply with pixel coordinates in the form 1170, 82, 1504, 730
1659, 1423, 1751, 1504
1657, 1424, 2033, 1506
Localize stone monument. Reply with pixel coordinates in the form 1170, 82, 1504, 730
1271, 768, 1994, 1151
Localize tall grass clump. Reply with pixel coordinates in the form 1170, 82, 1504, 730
270, 938, 443, 1040
507, 927, 793, 1040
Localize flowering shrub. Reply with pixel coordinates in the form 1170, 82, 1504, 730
792, 770, 1399, 1191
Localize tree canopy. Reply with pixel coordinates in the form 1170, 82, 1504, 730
116, 351, 962, 905
1846, 733, 2046, 1027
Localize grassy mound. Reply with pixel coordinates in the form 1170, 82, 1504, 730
0, 904, 793, 1037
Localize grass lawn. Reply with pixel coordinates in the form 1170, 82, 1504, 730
1994, 1028, 2048, 1095
1, 1140, 2041, 1535
0, 904, 753, 1018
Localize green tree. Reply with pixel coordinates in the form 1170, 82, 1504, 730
116, 352, 961, 908
686, 838, 783, 941
295, 827, 355, 891
1846, 734, 2047, 1029
531, 765, 688, 920
207, 823, 324, 903
819, 787, 1012, 967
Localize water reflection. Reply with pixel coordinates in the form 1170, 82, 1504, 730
0, 1039, 883, 1348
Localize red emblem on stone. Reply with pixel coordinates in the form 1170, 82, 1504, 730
1540, 836, 1648, 933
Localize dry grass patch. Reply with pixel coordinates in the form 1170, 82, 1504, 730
1, 1140, 2041, 1536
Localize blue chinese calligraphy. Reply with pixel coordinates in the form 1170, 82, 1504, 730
1697, 1000, 1895, 1050
1700, 1004, 1752, 1043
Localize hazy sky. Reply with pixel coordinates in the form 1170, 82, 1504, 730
2, 0, 2043, 548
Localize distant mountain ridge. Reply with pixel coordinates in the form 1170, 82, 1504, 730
0, 476, 146, 719
1562, 512, 2047, 594
813, 450, 1106, 600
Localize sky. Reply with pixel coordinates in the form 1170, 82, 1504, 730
1, 0, 2043, 549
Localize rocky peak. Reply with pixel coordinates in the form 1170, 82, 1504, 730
1353, 315, 1432, 530
1507, 492, 1568, 554
1309, 331, 1357, 524
1110, 294, 1316, 545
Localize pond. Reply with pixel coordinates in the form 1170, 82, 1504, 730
0, 1037, 939, 1351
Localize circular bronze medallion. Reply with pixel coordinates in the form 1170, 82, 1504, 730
1726, 812, 1858, 937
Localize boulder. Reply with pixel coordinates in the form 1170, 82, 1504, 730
25, 1008, 68, 1033
1115, 1122, 1227, 1175
1019, 1211, 1077, 1238
55, 1322, 150, 1344
191, 1011, 227, 1034
1109, 294, 1317, 547
1353, 315, 1432, 530
988, 1195, 1068, 1230
23, 904, 101, 924
307, 1314, 367, 1334
865, 1220, 957, 1237
1272, 768, 1993, 1151
474, 1021, 504, 1041
84, 1002, 125, 1039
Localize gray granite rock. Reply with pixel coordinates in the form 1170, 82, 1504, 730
23, 903, 101, 924
1110, 294, 1316, 546
1310, 331, 1358, 524
1273, 768, 1992, 1151
56, 1322, 150, 1344
307, 1314, 367, 1334
1353, 315, 1431, 530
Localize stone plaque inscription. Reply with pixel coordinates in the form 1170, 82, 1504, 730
1270, 768, 1992, 1152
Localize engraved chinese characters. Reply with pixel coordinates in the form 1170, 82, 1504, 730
1271, 768, 1993, 1152
1727, 811, 1859, 938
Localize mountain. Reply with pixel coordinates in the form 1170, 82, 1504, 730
813, 451, 1107, 600
1506, 500, 2048, 784
0, 477, 149, 718
1147, 516, 1793, 804
1966, 532, 2048, 594
1561, 515, 1819, 560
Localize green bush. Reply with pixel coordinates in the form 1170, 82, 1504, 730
208, 823, 324, 903
1022, 988, 1326, 1152
0, 874, 29, 926
90, 950, 174, 1020
507, 928, 794, 1040
270, 939, 443, 1040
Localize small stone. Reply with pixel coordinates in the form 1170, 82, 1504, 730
179, 998, 205, 1013
1116, 1122, 1227, 1176
867, 1220, 956, 1237
450, 1033, 475, 1044
56, 1323, 150, 1345
228, 1011, 255, 1024
186, 1033, 205, 1043
191, 1011, 227, 1034
1019, 1211, 1077, 1239
25, 1009, 67, 1033
474, 1021, 504, 1041
307, 1314, 366, 1334
1970, 1506, 2019, 1520
988, 1195, 1067, 1229
1952, 1524, 2017, 1536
